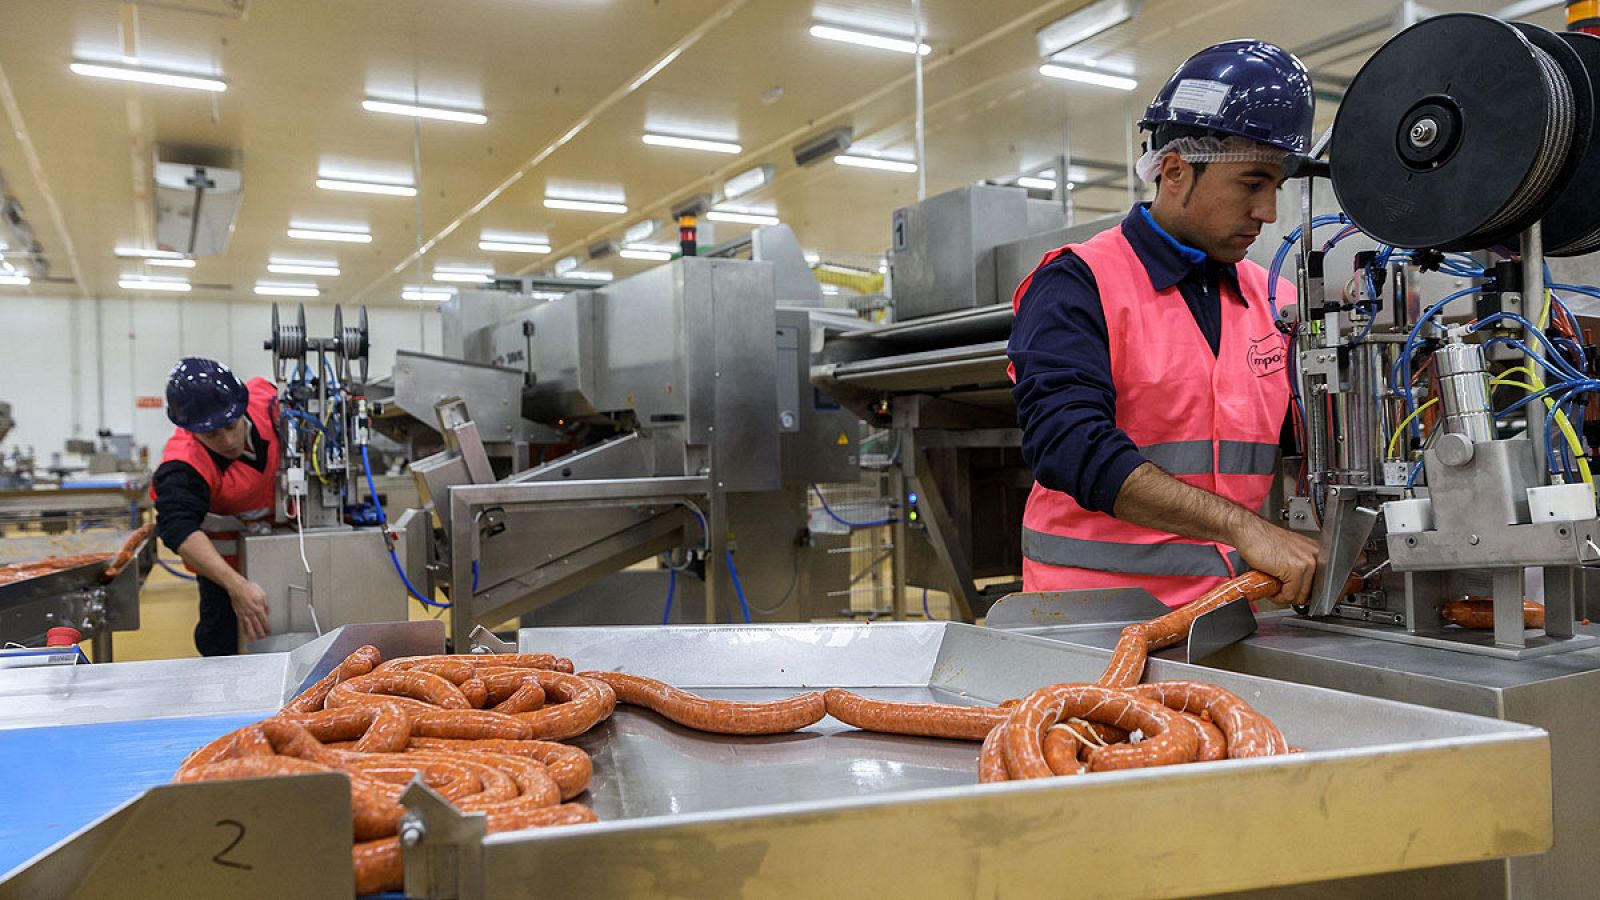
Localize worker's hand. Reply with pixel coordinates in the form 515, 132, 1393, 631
230, 580, 272, 642
1231, 517, 1319, 607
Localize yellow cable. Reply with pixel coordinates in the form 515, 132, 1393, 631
310, 429, 327, 483
1490, 374, 1593, 486
1387, 398, 1438, 460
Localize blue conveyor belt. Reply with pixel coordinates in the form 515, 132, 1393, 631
0, 711, 270, 875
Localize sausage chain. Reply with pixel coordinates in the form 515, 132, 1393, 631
172, 573, 1319, 893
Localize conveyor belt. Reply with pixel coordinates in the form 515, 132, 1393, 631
0, 712, 266, 874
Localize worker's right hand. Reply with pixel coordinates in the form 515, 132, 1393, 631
1231, 517, 1319, 607
230, 580, 272, 642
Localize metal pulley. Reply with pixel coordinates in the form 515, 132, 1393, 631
264, 302, 308, 381
333, 304, 371, 385
1330, 14, 1593, 251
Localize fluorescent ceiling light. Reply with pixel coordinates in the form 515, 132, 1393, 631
565, 270, 614, 282
1039, 64, 1137, 91
269, 261, 340, 277
403, 285, 456, 302
70, 62, 226, 93
145, 257, 197, 268
1036, 0, 1140, 58
553, 256, 580, 275
254, 282, 320, 297
809, 25, 930, 56
642, 133, 742, 154
433, 268, 493, 283
834, 155, 918, 173
623, 219, 662, 244
288, 227, 372, 243
114, 247, 185, 260
316, 178, 417, 197
361, 99, 487, 125
479, 239, 551, 254
1020, 175, 1081, 192
620, 247, 673, 262
723, 164, 775, 200
803, 251, 821, 265
529, 290, 568, 301
705, 209, 780, 226
119, 277, 191, 292
544, 197, 628, 214
0, 274, 30, 286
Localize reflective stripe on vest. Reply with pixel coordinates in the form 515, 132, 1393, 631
1023, 529, 1247, 578
1011, 221, 1292, 606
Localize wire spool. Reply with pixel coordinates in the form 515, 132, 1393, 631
264, 302, 308, 381
1331, 14, 1591, 251
332, 304, 371, 384
1543, 31, 1600, 256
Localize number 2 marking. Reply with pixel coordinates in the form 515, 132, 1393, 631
212, 819, 252, 870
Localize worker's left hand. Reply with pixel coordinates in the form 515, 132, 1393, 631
230, 580, 271, 642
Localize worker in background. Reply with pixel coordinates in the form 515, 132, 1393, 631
150, 358, 277, 655
1008, 40, 1320, 609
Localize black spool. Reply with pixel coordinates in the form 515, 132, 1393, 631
1331, 14, 1590, 251
1543, 31, 1600, 256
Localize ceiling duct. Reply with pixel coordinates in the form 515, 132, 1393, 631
154, 145, 243, 257
793, 127, 853, 167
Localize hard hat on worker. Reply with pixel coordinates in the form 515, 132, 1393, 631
166, 357, 249, 433
1136, 39, 1314, 182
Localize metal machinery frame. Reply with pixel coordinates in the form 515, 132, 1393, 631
814, 185, 1118, 621
372, 226, 861, 647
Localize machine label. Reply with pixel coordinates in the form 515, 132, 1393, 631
1169, 79, 1231, 116
136, 395, 164, 409
1246, 336, 1286, 377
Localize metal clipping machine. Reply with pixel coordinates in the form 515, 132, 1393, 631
5, 11, 1600, 898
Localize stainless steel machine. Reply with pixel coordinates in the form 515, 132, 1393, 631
984, 13, 1600, 897
371, 226, 862, 648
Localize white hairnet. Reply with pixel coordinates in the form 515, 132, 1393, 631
1134, 134, 1289, 184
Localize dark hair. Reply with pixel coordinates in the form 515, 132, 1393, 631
1148, 124, 1218, 191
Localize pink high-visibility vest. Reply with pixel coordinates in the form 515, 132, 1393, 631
1011, 224, 1292, 608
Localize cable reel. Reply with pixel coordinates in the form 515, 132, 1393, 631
1542, 31, 1600, 256
264, 302, 308, 382
1330, 14, 1593, 251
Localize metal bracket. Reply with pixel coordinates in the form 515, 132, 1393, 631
468, 624, 517, 654
401, 776, 487, 900
1186, 598, 1258, 662
1307, 486, 1379, 617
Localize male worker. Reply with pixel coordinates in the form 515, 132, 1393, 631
1009, 40, 1320, 609
151, 358, 276, 654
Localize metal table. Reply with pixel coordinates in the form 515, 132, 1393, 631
0, 621, 1551, 898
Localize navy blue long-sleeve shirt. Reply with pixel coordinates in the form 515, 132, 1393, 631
1008, 203, 1243, 514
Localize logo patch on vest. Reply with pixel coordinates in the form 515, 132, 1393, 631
1246, 336, 1287, 377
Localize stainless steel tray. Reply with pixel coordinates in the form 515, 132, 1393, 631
0, 621, 1552, 899
485, 622, 1550, 899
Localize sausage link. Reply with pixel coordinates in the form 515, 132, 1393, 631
171, 754, 332, 783
101, 523, 155, 581
978, 724, 1010, 784
461, 678, 489, 709
1042, 726, 1086, 776
1126, 681, 1288, 758
822, 688, 1006, 741
353, 838, 402, 896
396, 653, 572, 672
411, 709, 536, 741
584, 671, 824, 735
405, 737, 592, 800
282, 645, 384, 714
328, 669, 471, 711
481, 669, 547, 712
372, 657, 477, 683
1001, 684, 1198, 778
456, 752, 561, 810
1096, 624, 1150, 689
485, 801, 597, 833
512, 672, 615, 740
1441, 598, 1545, 630
1183, 712, 1228, 762
276, 701, 413, 753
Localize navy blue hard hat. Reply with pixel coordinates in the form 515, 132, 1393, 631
1141, 40, 1315, 154
166, 357, 249, 433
